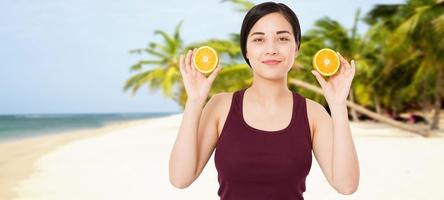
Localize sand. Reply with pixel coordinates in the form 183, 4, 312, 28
2, 114, 444, 200
0, 119, 152, 200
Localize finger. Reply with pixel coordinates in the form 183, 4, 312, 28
338, 52, 353, 75
179, 54, 186, 74
330, 64, 344, 80
337, 52, 350, 68
208, 65, 222, 83
330, 68, 341, 79
338, 63, 345, 75
185, 49, 192, 72
350, 60, 356, 76
311, 70, 327, 88
344, 59, 353, 76
190, 48, 197, 74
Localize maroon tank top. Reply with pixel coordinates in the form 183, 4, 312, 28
214, 88, 313, 200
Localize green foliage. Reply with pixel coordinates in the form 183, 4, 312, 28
125, 0, 444, 114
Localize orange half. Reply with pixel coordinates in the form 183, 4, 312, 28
313, 48, 340, 76
193, 46, 218, 74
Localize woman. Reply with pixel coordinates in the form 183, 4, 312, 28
169, 2, 359, 199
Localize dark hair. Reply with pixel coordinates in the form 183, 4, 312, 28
240, 2, 301, 67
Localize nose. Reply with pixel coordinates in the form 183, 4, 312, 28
265, 42, 279, 55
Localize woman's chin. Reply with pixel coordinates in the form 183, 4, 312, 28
255, 70, 287, 80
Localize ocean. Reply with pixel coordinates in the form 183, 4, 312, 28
0, 112, 178, 142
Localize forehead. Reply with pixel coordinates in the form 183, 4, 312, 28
249, 12, 293, 36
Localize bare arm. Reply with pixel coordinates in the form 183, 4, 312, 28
329, 103, 359, 193
169, 99, 204, 188
168, 48, 221, 188
309, 100, 359, 195
310, 53, 360, 194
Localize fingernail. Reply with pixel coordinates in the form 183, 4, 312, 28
337, 51, 341, 55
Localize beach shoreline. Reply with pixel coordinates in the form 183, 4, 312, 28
2, 113, 444, 200
0, 117, 160, 200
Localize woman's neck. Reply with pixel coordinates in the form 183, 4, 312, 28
247, 76, 291, 103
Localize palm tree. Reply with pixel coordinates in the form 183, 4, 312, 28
123, 0, 436, 136
124, 20, 250, 108
123, 21, 184, 104
289, 7, 433, 136
124, 0, 255, 109
294, 10, 375, 121
366, 0, 444, 129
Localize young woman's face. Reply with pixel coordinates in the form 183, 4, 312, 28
246, 12, 298, 80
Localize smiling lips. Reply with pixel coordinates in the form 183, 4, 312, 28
262, 59, 282, 65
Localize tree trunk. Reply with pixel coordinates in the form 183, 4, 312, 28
289, 79, 430, 137
420, 81, 430, 122
374, 95, 382, 114
430, 67, 443, 130
349, 89, 360, 122
420, 99, 430, 124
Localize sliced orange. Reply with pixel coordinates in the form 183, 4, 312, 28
313, 48, 340, 76
193, 46, 218, 74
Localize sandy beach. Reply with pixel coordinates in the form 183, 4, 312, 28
1, 113, 444, 200
0, 119, 153, 200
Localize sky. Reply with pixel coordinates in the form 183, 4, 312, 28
0, 0, 404, 115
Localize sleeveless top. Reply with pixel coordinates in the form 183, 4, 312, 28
214, 88, 313, 200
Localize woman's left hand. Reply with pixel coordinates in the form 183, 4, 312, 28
311, 52, 356, 106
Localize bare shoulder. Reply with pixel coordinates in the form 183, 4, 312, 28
305, 98, 327, 115
206, 92, 234, 137
305, 98, 329, 141
208, 92, 232, 104
206, 92, 232, 112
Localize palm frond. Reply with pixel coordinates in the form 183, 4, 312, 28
123, 68, 165, 95
130, 60, 164, 71
162, 67, 179, 98
221, 0, 254, 12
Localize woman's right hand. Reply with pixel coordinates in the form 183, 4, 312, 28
178, 48, 221, 103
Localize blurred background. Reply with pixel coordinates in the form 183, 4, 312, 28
1, 0, 443, 199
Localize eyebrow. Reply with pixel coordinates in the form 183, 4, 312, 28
250, 30, 291, 36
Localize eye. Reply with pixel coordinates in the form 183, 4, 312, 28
279, 37, 290, 41
253, 38, 263, 42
